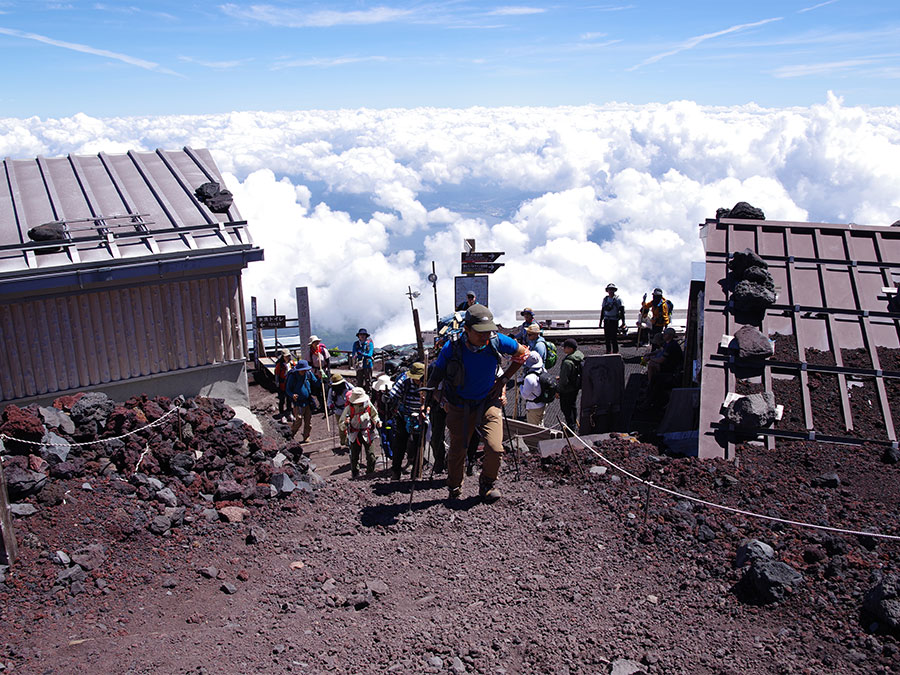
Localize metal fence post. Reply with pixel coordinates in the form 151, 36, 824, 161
0, 441, 18, 566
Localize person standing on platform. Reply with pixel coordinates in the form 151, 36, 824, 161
600, 284, 626, 354
641, 288, 670, 343
351, 328, 375, 393
557, 338, 584, 430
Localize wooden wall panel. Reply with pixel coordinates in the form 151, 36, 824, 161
0, 272, 248, 403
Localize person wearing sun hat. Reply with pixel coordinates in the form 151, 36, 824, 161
514, 307, 536, 343
328, 373, 352, 446
385, 361, 426, 480
338, 386, 382, 478
600, 283, 626, 354
285, 359, 319, 442
351, 328, 375, 393
427, 303, 528, 502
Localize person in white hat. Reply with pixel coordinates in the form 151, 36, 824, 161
338, 387, 382, 478
308, 335, 331, 377
519, 352, 548, 427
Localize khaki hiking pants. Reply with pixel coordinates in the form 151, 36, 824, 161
445, 398, 504, 490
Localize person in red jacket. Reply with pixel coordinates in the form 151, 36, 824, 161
274, 349, 293, 421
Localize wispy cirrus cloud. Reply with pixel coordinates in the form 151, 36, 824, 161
272, 55, 389, 69
178, 55, 249, 69
220, 3, 414, 28
773, 57, 879, 78
486, 6, 546, 16
580, 31, 607, 40
628, 16, 783, 71
0, 26, 180, 75
798, 0, 839, 13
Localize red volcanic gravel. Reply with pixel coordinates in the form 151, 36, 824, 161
2, 379, 900, 674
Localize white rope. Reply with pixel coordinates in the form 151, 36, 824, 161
562, 423, 900, 542
0, 406, 180, 448
509, 421, 562, 440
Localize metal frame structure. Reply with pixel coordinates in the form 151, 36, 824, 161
698, 217, 900, 459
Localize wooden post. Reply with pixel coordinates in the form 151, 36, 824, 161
413, 308, 425, 363
0, 442, 18, 566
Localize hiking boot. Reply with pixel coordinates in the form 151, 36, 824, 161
447, 486, 462, 500
351, 469, 360, 479
433, 459, 445, 474
465, 461, 474, 476
391, 471, 402, 482
479, 479, 501, 503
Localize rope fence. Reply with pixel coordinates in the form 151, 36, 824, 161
562, 423, 900, 542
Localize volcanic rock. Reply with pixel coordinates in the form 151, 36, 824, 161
725, 392, 777, 429
812, 472, 840, 488
70, 392, 115, 431
732, 280, 776, 313
27, 221, 66, 243
219, 506, 250, 523
71, 544, 106, 571
5, 466, 48, 500
863, 574, 900, 636
733, 325, 775, 360
735, 539, 775, 568
728, 248, 768, 276
214, 479, 243, 501
148, 515, 171, 536
609, 659, 647, 675
156, 488, 178, 507
741, 559, 803, 604
743, 265, 776, 291
39, 407, 75, 435
40, 432, 71, 465
719, 202, 765, 221
10, 503, 37, 517
0, 405, 46, 454
270, 473, 296, 497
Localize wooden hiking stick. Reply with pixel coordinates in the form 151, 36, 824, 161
320, 376, 331, 435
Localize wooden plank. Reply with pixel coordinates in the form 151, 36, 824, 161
138, 285, 161, 374
79, 293, 103, 385
190, 279, 209, 364
150, 283, 176, 372
57, 297, 84, 389
41, 297, 66, 393
93, 292, 117, 383
0, 446, 18, 566
115, 287, 139, 378
219, 276, 234, 361
0, 303, 25, 399
129, 286, 151, 376
19, 302, 45, 395
171, 282, 191, 369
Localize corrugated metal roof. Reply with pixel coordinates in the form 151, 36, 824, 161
0, 147, 259, 286
698, 217, 900, 459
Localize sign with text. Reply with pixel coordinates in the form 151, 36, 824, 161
461, 251, 504, 264
256, 315, 286, 329
461, 262, 504, 275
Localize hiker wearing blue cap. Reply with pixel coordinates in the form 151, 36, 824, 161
286, 358, 320, 441
351, 328, 375, 393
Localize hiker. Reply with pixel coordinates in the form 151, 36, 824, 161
524, 323, 548, 363
600, 283, 626, 354
274, 349, 293, 421
519, 352, 547, 427
514, 307, 536, 343
372, 374, 395, 461
351, 328, 375, 393
427, 303, 528, 502
385, 362, 426, 480
338, 387, 382, 478
328, 373, 353, 447
557, 338, 584, 430
640, 288, 671, 344
456, 290, 477, 312
285, 359, 319, 442
645, 327, 684, 404
309, 335, 331, 410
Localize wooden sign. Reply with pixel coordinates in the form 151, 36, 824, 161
256, 315, 286, 329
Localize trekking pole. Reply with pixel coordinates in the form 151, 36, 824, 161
558, 415, 586, 479
501, 404, 520, 481
321, 376, 331, 435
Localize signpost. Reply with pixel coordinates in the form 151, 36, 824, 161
461, 262, 504, 275
460, 251, 504, 264
256, 315, 286, 329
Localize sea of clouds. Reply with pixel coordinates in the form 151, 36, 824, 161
2, 93, 899, 347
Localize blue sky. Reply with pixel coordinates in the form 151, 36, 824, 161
0, 1, 898, 117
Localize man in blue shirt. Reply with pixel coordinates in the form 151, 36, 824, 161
428, 304, 528, 502
285, 359, 320, 442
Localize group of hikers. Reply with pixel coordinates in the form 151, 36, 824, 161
271, 285, 682, 501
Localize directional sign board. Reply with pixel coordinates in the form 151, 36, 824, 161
461, 262, 504, 275
461, 251, 504, 264
256, 315, 286, 329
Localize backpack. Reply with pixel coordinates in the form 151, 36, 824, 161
542, 338, 558, 369
666, 299, 674, 316
566, 354, 583, 391
533, 371, 558, 404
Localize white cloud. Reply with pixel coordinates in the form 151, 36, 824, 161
798, 0, 839, 13
272, 55, 388, 70
486, 7, 546, 16
629, 17, 783, 71
0, 26, 180, 76
1, 96, 899, 343
219, 4, 414, 28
